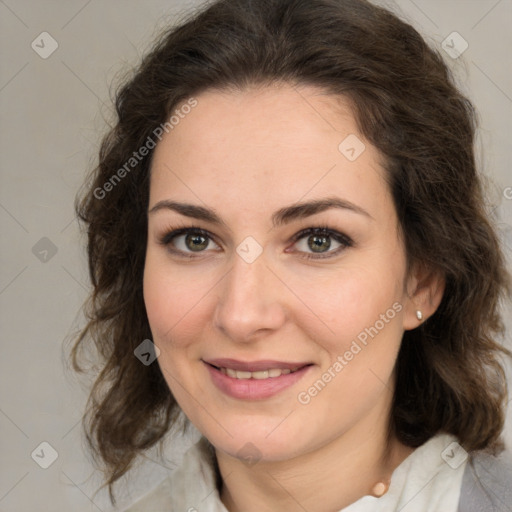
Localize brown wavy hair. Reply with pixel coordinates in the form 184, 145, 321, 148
71, 0, 512, 504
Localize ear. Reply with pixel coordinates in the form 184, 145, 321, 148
402, 263, 445, 331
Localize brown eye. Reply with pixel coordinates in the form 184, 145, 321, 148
185, 233, 209, 251
291, 227, 353, 260
308, 234, 331, 253
159, 227, 221, 258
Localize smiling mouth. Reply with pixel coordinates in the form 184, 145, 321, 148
203, 358, 313, 380
203, 359, 313, 399
207, 364, 305, 380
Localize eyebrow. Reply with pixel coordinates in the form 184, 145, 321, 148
148, 196, 373, 227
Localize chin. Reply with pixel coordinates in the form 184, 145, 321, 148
201, 416, 317, 463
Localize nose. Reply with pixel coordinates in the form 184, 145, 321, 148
213, 251, 287, 342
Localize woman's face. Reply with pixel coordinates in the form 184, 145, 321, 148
144, 83, 420, 461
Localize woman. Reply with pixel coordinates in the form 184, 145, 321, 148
72, 0, 512, 510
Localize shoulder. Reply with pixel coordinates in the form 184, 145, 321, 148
457, 446, 512, 512
121, 476, 174, 512
121, 436, 219, 512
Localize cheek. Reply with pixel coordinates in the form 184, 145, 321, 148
142, 256, 207, 407
298, 269, 404, 415
143, 253, 206, 346
292, 264, 403, 353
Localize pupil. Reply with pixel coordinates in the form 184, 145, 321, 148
308, 235, 330, 252
186, 233, 208, 251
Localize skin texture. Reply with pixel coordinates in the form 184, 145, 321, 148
143, 83, 444, 511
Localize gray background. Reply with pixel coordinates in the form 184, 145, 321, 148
1, 0, 511, 510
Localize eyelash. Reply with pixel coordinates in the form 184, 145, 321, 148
157, 225, 354, 260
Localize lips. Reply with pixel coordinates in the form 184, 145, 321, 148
204, 358, 311, 372
203, 358, 313, 399
218, 367, 298, 379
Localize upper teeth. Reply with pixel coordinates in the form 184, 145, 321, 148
220, 367, 300, 379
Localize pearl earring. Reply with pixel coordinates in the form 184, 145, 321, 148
416, 310, 423, 321
371, 481, 389, 497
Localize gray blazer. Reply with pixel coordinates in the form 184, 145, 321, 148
458, 449, 512, 511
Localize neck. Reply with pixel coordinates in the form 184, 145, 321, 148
215, 393, 414, 512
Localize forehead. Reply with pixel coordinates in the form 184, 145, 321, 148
149, 83, 390, 220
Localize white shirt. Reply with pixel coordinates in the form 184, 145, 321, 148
124, 432, 468, 512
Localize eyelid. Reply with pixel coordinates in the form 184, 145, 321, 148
289, 226, 352, 245
158, 226, 215, 246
